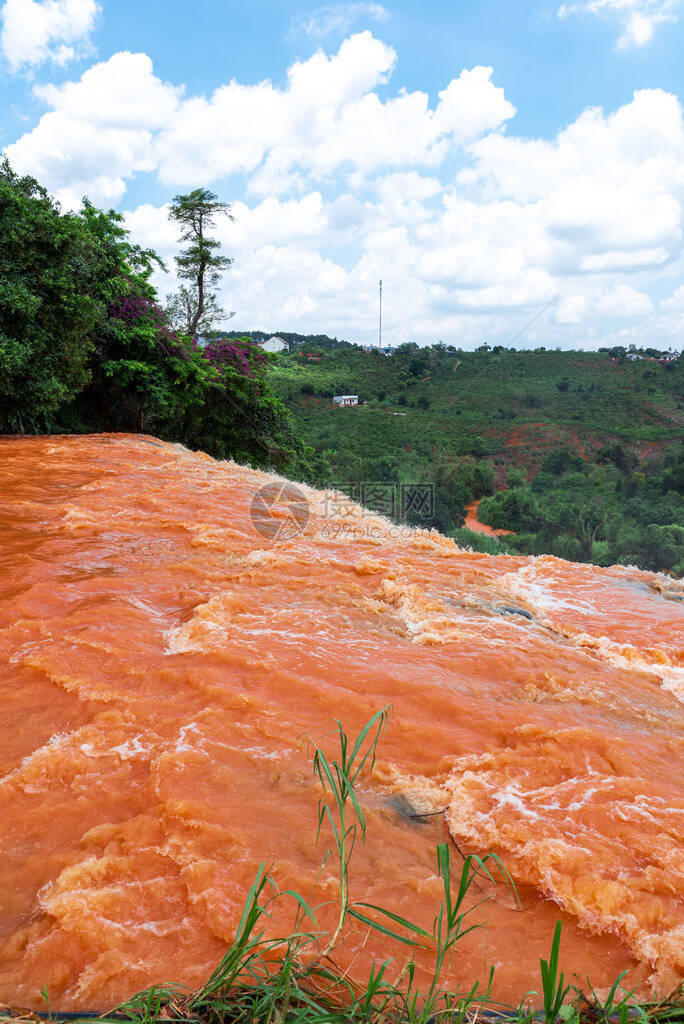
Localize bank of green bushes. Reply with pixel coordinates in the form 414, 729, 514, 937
477, 445, 684, 575
0, 161, 307, 474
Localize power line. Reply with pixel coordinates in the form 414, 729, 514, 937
506, 300, 554, 347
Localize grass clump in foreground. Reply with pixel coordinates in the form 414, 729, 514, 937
3, 709, 683, 1024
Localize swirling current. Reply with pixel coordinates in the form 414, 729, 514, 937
0, 435, 681, 1009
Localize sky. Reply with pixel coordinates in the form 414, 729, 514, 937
2, 0, 684, 348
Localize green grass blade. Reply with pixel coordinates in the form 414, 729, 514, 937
348, 907, 426, 946
352, 901, 432, 939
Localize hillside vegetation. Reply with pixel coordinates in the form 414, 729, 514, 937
262, 340, 684, 574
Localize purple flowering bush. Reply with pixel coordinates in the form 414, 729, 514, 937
108, 287, 189, 361
202, 337, 267, 390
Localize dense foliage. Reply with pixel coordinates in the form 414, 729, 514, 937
478, 445, 684, 574
0, 162, 305, 472
0, 160, 98, 432
266, 340, 684, 574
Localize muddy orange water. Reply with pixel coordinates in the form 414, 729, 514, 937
464, 501, 513, 538
0, 435, 682, 1010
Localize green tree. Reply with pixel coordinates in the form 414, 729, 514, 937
507, 466, 527, 488
167, 188, 234, 338
542, 448, 583, 475
0, 159, 97, 431
478, 488, 541, 532
71, 200, 211, 434
405, 457, 494, 534
546, 498, 613, 561
184, 337, 308, 471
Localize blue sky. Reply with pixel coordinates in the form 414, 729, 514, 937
3, 0, 684, 347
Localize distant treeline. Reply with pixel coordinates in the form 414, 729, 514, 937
220, 330, 679, 361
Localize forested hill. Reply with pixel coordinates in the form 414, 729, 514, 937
265, 342, 684, 575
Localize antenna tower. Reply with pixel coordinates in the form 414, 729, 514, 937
378, 279, 382, 349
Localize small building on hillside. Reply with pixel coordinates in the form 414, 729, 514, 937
364, 345, 395, 356
257, 336, 288, 353
333, 395, 359, 407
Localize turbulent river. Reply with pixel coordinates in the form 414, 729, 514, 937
0, 435, 682, 1010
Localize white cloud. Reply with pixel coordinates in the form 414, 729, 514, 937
7, 33, 515, 205
155, 33, 401, 192
660, 284, 684, 309
579, 248, 670, 271
462, 89, 684, 282
554, 294, 588, 324
414, 195, 556, 309
372, 171, 442, 224
0, 0, 98, 71
5, 51, 183, 205
5, 33, 684, 348
597, 283, 655, 315
34, 52, 181, 126
433, 67, 516, 146
558, 0, 680, 50
156, 39, 515, 195
226, 194, 330, 249
294, 2, 388, 38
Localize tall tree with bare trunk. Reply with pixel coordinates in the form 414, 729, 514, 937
167, 188, 234, 338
